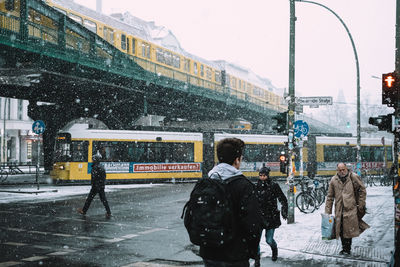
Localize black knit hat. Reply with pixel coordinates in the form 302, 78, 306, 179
259, 167, 271, 175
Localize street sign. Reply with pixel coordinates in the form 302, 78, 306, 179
297, 96, 333, 106
294, 120, 309, 138
32, 120, 46, 134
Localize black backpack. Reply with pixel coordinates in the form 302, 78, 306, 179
181, 175, 243, 248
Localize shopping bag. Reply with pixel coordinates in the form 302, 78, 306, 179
321, 213, 335, 240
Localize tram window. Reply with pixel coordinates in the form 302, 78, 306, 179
194, 63, 198, 75
132, 38, 136, 54
323, 145, 357, 162
164, 51, 172, 66
71, 141, 88, 162
206, 68, 212, 80
121, 34, 127, 50
84, 19, 97, 33
5, 0, 14, 11
141, 43, 150, 59
244, 144, 283, 162
200, 65, 204, 77
68, 13, 82, 24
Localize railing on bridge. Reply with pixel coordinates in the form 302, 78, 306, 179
0, 0, 285, 115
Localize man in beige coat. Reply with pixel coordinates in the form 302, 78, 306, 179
325, 163, 370, 255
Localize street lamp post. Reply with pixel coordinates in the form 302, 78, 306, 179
295, 0, 362, 175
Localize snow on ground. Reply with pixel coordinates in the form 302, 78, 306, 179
259, 186, 394, 265
0, 183, 165, 204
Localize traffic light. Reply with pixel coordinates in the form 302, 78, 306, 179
382, 72, 399, 106
368, 113, 394, 132
272, 111, 288, 133
279, 153, 287, 173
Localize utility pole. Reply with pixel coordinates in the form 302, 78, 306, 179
394, 0, 400, 256
287, 0, 296, 224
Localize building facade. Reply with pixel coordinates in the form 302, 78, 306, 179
0, 97, 40, 165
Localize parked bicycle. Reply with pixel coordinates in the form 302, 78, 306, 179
361, 169, 376, 187
0, 168, 8, 182
294, 177, 322, 214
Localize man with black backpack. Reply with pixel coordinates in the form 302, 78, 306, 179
183, 138, 262, 267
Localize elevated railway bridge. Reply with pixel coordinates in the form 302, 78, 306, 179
0, 0, 340, 171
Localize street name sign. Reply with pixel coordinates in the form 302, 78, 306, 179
297, 96, 333, 106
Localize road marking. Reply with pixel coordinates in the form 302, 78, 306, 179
3, 242, 27, 246
22, 256, 48, 262
52, 233, 73, 237
47, 251, 72, 256
104, 238, 125, 243
0, 261, 22, 267
121, 234, 138, 239
137, 228, 166, 235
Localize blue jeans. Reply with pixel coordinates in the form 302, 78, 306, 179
258, 229, 277, 255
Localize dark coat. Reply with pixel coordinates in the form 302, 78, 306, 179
91, 162, 106, 188
200, 175, 263, 262
256, 179, 288, 229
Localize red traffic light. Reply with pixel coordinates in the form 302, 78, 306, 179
382, 72, 398, 106
279, 155, 286, 162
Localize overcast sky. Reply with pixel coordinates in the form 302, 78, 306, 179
74, 0, 395, 111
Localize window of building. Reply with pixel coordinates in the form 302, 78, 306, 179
141, 42, 150, 59
17, 99, 23, 120
103, 26, 114, 44
200, 65, 204, 77
132, 38, 135, 54
215, 71, 221, 83
5, 0, 15, 11
184, 58, 190, 72
194, 62, 198, 75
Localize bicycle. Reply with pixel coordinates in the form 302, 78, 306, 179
295, 177, 318, 214
0, 168, 9, 182
361, 169, 376, 187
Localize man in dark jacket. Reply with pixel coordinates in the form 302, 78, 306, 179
254, 167, 288, 265
77, 153, 112, 218
201, 138, 263, 267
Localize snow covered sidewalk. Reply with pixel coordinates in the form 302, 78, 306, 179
258, 186, 393, 266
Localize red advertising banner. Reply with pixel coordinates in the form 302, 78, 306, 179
133, 163, 201, 172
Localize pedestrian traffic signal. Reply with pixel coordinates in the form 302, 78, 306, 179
272, 112, 288, 133
368, 113, 394, 132
279, 153, 287, 173
382, 72, 399, 106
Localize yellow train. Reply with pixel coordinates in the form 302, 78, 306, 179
50, 127, 393, 183
0, 0, 286, 112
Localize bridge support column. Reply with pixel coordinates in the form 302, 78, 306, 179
28, 102, 75, 173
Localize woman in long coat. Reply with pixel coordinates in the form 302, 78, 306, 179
325, 163, 369, 255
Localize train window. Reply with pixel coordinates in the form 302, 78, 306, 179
71, 141, 89, 162
103, 26, 114, 44
121, 34, 127, 50
5, 0, 14, 11
127, 37, 130, 53
194, 62, 198, 75
206, 67, 212, 80
53, 7, 67, 15
83, 19, 97, 33
215, 71, 221, 83
68, 13, 82, 24
200, 65, 204, 77
141, 42, 150, 59
156, 48, 164, 63
173, 55, 180, 68
184, 58, 190, 72
132, 38, 136, 54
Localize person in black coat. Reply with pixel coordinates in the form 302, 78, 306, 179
77, 153, 112, 218
254, 167, 288, 265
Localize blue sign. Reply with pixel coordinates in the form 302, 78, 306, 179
294, 120, 309, 138
32, 120, 46, 134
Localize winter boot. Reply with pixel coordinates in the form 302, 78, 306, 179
254, 255, 260, 267
272, 247, 278, 261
